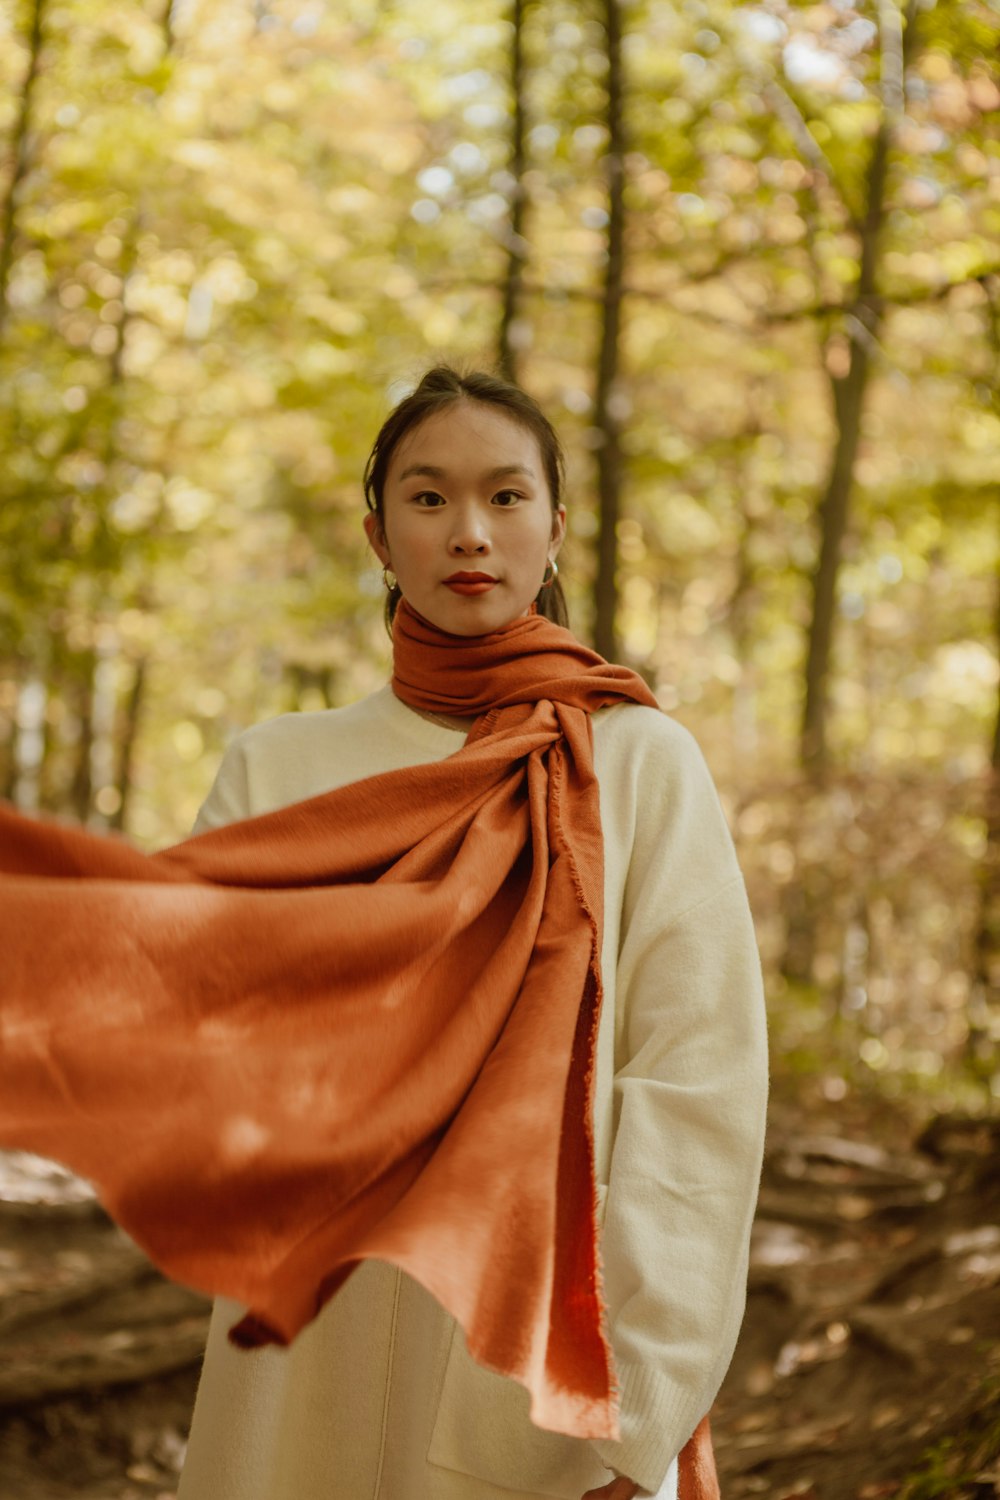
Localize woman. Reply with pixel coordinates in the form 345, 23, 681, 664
174, 366, 769, 1500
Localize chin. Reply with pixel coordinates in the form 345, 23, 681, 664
420, 593, 531, 637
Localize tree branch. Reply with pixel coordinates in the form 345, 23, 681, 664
761, 79, 856, 229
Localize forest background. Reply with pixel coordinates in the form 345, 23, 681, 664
3, 0, 998, 1110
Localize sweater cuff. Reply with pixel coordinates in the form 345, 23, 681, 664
591, 1359, 696, 1493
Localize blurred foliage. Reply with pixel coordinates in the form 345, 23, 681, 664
0, 0, 998, 1104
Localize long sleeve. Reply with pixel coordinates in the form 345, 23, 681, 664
590, 723, 769, 1492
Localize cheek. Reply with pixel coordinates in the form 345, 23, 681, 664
392, 521, 434, 574
528, 513, 557, 556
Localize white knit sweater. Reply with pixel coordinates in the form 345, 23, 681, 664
177, 685, 768, 1500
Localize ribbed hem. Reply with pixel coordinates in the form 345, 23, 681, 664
590, 1359, 701, 1493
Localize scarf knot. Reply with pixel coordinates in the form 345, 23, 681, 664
391, 597, 658, 723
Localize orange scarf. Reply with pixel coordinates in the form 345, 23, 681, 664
0, 602, 718, 1492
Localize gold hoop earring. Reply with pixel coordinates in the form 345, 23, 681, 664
382, 565, 398, 591
540, 559, 558, 588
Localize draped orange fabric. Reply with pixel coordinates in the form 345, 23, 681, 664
0, 601, 717, 1492
679, 1417, 721, 1500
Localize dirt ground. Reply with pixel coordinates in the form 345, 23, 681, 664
1, 1083, 998, 1500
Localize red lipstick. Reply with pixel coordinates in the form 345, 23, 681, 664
444, 572, 498, 596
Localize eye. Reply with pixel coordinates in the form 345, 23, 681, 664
412, 490, 445, 507
493, 490, 524, 507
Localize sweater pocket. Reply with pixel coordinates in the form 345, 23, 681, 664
425, 1184, 612, 1498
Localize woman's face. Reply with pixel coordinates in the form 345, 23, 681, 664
364, 400, 567, 637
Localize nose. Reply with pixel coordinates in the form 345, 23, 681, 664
448, 503, 491, 555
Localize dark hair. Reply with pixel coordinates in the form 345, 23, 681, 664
363, 363, 569, 633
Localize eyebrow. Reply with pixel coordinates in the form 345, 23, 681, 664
396, 463, 535, 483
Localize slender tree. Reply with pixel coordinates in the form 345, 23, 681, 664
592, 0, 627, 661
972, 272, 1000, 1065
58, 34, 172, 827
799, 0, 920, 773
68, 655, 95, 822
0, 0, 48, 348
497, 0, 530, 382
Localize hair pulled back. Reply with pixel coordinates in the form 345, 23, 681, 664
363, 364, 570, 634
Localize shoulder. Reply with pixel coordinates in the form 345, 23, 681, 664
593, 701, 705, 758
192, 688, 394, 831
592, 702, 720, 803
219, 689, 400, 793
231, 688, 391, 760
592, 703, 740, 884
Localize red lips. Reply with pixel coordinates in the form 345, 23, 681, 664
443, 572, 499, 597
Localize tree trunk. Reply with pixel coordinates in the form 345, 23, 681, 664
110, 655, 148, 833
799, 0, 918, 774
92, 216, 140, 575
592, 0, 626, 662
729, 497, 761, 767
970, 276, 1000, 1068
0, 0, 47, 348
0, 662, 17, 801
12, 676, 47, 814
785, 0, 919, 986
86, 634, 120, 830
801, 339, 874, 773
496, 0, 529, 382
972, 555, 1000, 1015
69, 658, 95, 823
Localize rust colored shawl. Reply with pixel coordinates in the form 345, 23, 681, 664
0, 600, 716, 1489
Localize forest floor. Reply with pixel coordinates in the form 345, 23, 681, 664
0, 1077, 997, 1500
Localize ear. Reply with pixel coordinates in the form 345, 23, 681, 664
364, 511, 391, 568
550, 504, 567, 556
